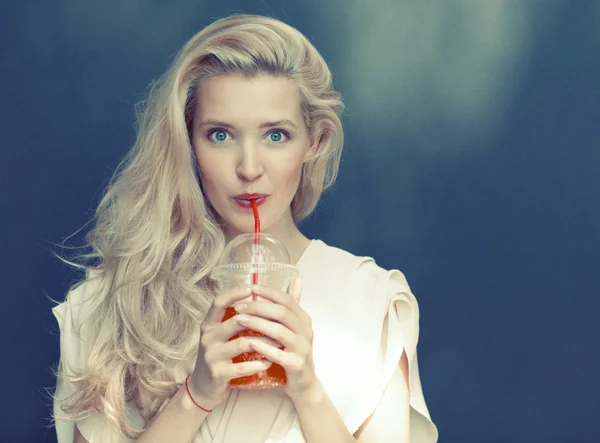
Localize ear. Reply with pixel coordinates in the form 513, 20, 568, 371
290, 275, 303, 303
303, 135, 320, 163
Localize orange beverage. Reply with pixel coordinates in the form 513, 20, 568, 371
212, 233, 298, 389
222, 305, 287, 387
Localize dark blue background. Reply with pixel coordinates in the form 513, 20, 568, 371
1, 1, 598, 442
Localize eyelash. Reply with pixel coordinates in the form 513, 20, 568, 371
205, 128, 291, 143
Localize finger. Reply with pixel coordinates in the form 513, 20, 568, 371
249, 339, 302, 371
251, 284, 312, 326
235, 301, 304, 334
206, 313, 248, 344
236, 314, 297, 349
206, 307, 285, 345
220, 360, 274, 382
207, 335, 254, 362
290, 275, 303, 304
250, 284, 289, 305
217, 334, 280, 360
203, 284, 252, 327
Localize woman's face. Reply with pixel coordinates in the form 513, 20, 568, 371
191, 74, 315, 238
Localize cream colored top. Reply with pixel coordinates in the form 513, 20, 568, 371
53, 239, 438, 442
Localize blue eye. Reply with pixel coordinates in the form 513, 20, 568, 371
206, 128, 290, 144
268, 130, 289, 143
208, 129, 231, 143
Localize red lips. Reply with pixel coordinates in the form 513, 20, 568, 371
232, 193, 268, 209
234, 193, 268, 199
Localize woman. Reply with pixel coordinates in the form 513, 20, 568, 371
52, 13, 438, 443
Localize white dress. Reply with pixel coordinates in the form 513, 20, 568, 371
53, 239, 438, 442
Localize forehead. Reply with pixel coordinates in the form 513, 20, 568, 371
194, 74, 303, 122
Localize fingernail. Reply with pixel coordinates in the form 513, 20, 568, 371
237, 314, 250, 324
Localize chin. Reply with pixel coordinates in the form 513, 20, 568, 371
221, 215, 267, 238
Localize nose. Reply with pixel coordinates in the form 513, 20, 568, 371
236, 141, 264, 182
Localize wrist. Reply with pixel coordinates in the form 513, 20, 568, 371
182, 376, 217, 413
288, 381, 327, 410
173, 384, 212, 425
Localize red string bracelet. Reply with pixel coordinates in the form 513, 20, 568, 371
184, 375, 213, 413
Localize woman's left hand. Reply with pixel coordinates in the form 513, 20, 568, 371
233, 276, 320, 403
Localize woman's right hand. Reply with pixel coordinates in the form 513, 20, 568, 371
186, 284, 272, 410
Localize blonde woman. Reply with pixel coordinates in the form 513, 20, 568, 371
51, 13, 438, 443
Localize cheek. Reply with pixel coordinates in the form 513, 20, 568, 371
194, 149, 222, 193
278, 157, 305, 190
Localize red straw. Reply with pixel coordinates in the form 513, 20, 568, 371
250, 199, 260, 301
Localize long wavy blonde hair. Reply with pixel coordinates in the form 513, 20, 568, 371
51, 13, 344, 440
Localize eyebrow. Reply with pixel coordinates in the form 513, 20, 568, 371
198, 119, 298, 130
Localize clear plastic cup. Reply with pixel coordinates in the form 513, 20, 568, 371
211, 233, 299, 389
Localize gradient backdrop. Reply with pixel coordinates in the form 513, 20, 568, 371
1, 1, 598, 442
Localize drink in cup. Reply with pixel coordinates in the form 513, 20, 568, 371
211, 232, 299, 389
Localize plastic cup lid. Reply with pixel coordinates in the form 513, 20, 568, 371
211, 233, 297, 277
